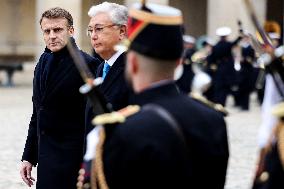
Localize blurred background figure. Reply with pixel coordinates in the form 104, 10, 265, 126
252, 20, 284, 189
190, 37, 213, 95
175, 35, 196, 94
264, 21, 282, 48
234, 33, 256, 111
205, 26, 242, 106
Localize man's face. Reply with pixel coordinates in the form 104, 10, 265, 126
88, 13, 125, 60
41, 17, 74, 52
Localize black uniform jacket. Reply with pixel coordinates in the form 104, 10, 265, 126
22, 40, 99, 189
259, 143, 284, 189
207, 37, 242, 85
103, 82, 229, 189
85, 53, 132, 133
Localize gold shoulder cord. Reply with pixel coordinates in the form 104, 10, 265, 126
91, 127, 109, 189
90, 105, 140, 189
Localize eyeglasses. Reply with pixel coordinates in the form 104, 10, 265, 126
86, 24, 118, 36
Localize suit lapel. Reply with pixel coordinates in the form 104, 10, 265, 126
96, 62, 104, 78
34, 60, 45, 102
100, 54, 125, 93
34, 52, 51, 102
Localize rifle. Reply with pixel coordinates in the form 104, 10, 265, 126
66, 38, 112, 114
243, 0, 284, 98
66, 38, 113, 189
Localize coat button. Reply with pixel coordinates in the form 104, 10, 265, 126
41, 131, 45, 135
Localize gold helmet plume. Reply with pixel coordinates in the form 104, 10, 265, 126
264, 21, 281, 35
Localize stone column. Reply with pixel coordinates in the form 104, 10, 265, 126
35, 0, 82, 59
207, 0, 267, 41
7, 0, 21, 53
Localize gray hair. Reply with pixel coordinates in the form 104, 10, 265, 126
88, 2, 128, 25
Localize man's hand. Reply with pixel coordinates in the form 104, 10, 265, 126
20, 161, 35, 187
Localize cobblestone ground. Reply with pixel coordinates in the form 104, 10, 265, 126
0, 64, 261, 189
225, 95, 261, 189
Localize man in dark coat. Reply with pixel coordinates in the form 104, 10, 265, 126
20, 7, 100, 189
83, 3, 229, 189
85, 2, 132, 134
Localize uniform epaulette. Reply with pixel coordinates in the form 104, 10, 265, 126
190, 92, 228, 116
92, 105, 140, 125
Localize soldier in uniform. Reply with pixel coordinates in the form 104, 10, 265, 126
234, 34, 256, 110
79, 2, 229, 189
250, 18, 284, 188
175, 35, 196, 93
252, 100, 284, 189
260, 102, 284, 189
206, 26, 242, 106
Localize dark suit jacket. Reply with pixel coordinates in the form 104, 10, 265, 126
103, 82, 229, 189
85, 53, 132, 133
22, 40, 100, 189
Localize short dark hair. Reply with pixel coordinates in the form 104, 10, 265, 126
40, 7, 73, 26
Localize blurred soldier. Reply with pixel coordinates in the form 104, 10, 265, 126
191, 38, 214, 95
252, 20, 284, 189
85, 2, 132, 133
255, 102, 284, 189
80, 2, 229, 189
265, 21, 282, 48
253, 21, 283, 106
20, 7, 100, 189
206, 26, 242, 106
235, 34, 256, 110
253, 58, 284, 189
175, 35, 196, 93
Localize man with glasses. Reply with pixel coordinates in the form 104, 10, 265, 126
20, 7, 99, 189
85, 2, 132, 134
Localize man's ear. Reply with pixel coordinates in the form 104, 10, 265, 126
119, 25, 127, 40
68, 26, 75, 36
127, 51, 138, 74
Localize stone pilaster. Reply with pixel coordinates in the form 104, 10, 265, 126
207, 0, 267, 41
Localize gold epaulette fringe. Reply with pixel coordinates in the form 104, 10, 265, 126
92, 105, 140, 126
190, 92, 228, 116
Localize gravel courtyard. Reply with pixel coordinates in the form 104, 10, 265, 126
0, 64, 262, 189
